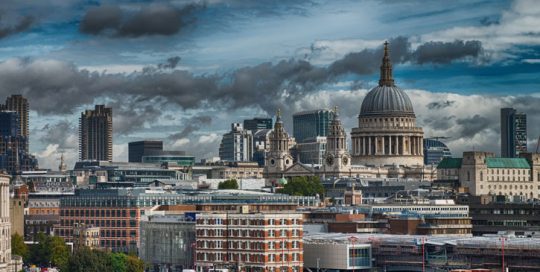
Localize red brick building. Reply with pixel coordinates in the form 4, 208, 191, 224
195, 213, 303, 272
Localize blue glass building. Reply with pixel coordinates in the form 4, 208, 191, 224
293, 109, 334, 143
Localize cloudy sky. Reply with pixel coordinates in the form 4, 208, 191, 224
0, 0, 539, 169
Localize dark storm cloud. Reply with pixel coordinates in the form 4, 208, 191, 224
427, 100, 456, 110
329, 36, 410, 76
79, 5, 122, 35
0, 36, 486, 134
158, 56, 181, 70
456, 114, 493, 138
413, 40, 483, 64
40, 121, 77, 149
0, 15, 34, 39
327, 37, 483, 76
168, 116, 212, 140
80, 4, 200, 37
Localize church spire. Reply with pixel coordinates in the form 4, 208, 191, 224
378, 41, 395, 87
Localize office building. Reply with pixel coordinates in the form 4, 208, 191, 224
295, 137, 327, 165
140, 215, 196, 272
424, 138, 452, 165
219, 123, 253, 162
79, 105, 113, 161
243, 118, 272, 131
351, 42, 424, 166
2, 95, 29, 152
437, 151, 540, 199
501, 108, 527, 158
304, 238, 372, 271
128, 140, 163, 162
293, 109, 334, 143
195, 212, 304, 272
56, 188, 318, 252
252, 129, 272, 166
0, 111, 38, 175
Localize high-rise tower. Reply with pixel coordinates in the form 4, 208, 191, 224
79, 105, 113, 161
501, 108, 527, 158
3, 95, 29, 152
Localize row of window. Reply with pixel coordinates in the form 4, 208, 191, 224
196, 252, 301, 263
57, 228, 137, 238
485, 184, 534, 190
60, 209, 136, 218
196, 229, 301, 238
61, 219, 137, 228
197, 218, 301, 226
196, 240, 301, 250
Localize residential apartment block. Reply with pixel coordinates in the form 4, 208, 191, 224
195, 213, 304, 272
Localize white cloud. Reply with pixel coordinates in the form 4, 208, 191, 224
172, 138, 191, 148
199, 133, 220, 144
421, 0, 540, 59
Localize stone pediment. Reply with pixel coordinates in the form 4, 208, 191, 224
284, 163, 315, 174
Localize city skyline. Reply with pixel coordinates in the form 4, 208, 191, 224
0, 0, 539, 169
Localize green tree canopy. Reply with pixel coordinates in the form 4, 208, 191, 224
277, 176, 324, 198
64, 248, 145, 272
11, 233, 28, 260
28, 233, 69, 268
218, 179, 239, 189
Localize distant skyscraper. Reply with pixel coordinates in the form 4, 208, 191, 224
243, 117, 272, 131
218, 123, 253, 162
501, 108, 527, 158
79, 105, 113, 161
3, 95, 29, 152
128, 140, 164, 162
0, 111, 20, 137
423, 138, 452, 165
293, 109, 334, 143
0, 111, 37, 174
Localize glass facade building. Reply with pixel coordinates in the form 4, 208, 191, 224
423, 138, 452, 165
243, 118, 272, 131
501, 108, 527, 158
293, 109, 334, 143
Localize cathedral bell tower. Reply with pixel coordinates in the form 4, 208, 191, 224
264, 109, 294, 177
324, 106, 351, 175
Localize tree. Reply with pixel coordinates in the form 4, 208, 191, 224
64, 247, 113, 272
110, 253, 127, 272
64, 248, 145, 272
49, 236, 69, 268
126, 254, 145, 272
218, 179, 239, 189
28, 232, 50, 267
277, 176, 324, 198
11, 233, 28, 260
28, 233, 69, 268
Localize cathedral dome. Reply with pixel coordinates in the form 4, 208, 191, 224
359, 41, 415, 117
360, 85, 414, 116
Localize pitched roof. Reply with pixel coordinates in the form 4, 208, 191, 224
486, 158, 530, 169
437, 158, 462, 169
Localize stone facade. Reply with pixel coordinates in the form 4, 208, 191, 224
351, 42, 423, 167
438, 151, 540, 199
